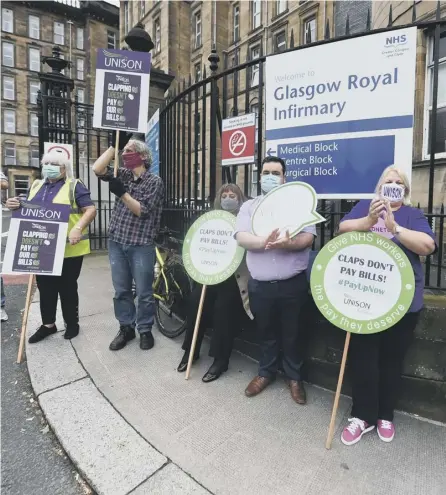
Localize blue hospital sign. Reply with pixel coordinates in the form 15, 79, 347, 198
265, 27, 417, 199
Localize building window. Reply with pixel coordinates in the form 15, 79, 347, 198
195, 63, 202, 83
124, 1, 129, 34
274, 31, 286, 53
54, 22, 65, 45
250, 45, 260, 87
4, 142, 16, 166
77, 58, 84, 80
2, 8, 13, 33
30, 112, 39, 136
3, 76, 15, 100
233, 4, 240, 43
76, 28, 84, 49
29, 47, 40, 72
76, 88, 85, 103
4, 110, 16, 133
30, 147, 40, 168
252, 0, 261, 30
107, 31, 116, 49
28, 15, 40, 39
303, 17, 316, 44
2, 42, 14, 67
194, 12, 202, 49
154, 18, 161, 53
30, 81, 40, 104
14, 176, 29, 197
140, 0, 145, 18
424, 32, 446, 157
276, 0, 287, 15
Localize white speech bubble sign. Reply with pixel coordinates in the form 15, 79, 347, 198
251, 182, 325, 238
381, 183, 405, 203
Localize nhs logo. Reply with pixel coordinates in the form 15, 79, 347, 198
384, 34, 407, 48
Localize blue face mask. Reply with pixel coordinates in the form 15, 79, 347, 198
42, 164, 61, 180
261, 174, 281, 194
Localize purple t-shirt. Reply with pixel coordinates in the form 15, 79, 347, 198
30, 179, 93, 209
341, 200, 436, 312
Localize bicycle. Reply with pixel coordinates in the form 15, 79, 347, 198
132, 227, 193, 338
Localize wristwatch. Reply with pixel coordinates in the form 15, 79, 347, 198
394, 224, 402, 235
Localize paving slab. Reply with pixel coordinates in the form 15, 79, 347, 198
39, 378, 167, 495
131, 464, 211, 495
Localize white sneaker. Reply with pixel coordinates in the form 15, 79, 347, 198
1, 308, 8, 322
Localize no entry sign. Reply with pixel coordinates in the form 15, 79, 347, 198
222, 113, 256, 166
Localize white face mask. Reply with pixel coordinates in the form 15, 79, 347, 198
381, 183, 405, 202
261, 175, 281, 194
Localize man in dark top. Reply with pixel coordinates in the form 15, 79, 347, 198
93, 133, 164, 351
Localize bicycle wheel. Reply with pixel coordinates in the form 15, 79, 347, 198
154, 255, 193, 338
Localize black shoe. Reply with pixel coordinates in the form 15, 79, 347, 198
109, 326, 136, 351
28, 325, 57, 344
140, 332, 154, 350
64, 324, 79, 340
177, 352, 199, 372
202, 359, 229, 383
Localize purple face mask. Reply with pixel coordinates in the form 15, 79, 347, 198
122, 152, 143, 170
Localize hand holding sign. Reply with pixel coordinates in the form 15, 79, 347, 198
252, 182, 325, 239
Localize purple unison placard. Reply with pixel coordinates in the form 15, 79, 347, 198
96, 48, 151, 73
102, 72, 142, 131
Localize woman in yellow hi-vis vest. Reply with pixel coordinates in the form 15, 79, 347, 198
6, 152, 96, 343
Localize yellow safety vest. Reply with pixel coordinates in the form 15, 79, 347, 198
28, 178, 91, 258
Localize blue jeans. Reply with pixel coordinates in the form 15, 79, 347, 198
108, 240, 155, 334
1, 277, 5, 308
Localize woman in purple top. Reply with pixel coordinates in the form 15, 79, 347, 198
338, 166, 436, 446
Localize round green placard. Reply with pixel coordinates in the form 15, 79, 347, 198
310, 232, 415, 334
182, 210, 245, 285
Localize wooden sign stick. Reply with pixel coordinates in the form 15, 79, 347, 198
325, 331, 351, 450
16, 274, 35, 364
113, 130, 120, 177
185, 285, 207, 380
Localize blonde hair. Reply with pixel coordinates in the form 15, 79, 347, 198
213, 183, 246, 210
375, 166, 411, 205
41, 151, 73, 179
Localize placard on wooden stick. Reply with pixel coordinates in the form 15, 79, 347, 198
182, 210, 245, 379
310, 232, 415, 449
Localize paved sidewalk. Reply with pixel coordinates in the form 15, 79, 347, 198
26, 255, 446, 495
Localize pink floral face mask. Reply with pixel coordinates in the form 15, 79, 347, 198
122, 152, 143, 170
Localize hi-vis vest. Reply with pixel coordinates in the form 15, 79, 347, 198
28, 178, 90, 258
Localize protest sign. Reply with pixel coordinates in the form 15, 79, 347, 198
265, 27, 417, 199
182, 210, 245, 378
251, 182, 325, 238
146, 109, 160, 175
2, 201, 70, 276
93, 48, 151, 133
221, 114, 256, 166
310, 232, 415, 449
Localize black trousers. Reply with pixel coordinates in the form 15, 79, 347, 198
36, 256, 84, 327
182, 275, 248, 363
348, 312, 420, 425
248, 273, 308, 381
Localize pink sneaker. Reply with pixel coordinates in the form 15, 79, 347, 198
377, 420, 395, 442
341, 417, 375, 446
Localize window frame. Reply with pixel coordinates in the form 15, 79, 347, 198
194, 11, 202, 49
107, 30, 116, 49
4, 142, 16, 166
30, 146, 40, 168
76, 58, 84, 80
274, 30, 287, 53
30, 112, 39, 137
29, 47, 40, 72
303, 16, 316, 44
423, 33, 446, 159
249, 45, 261, 88
276, 0, 287, 16
54, 21, 65, 45
3, 75, 15, 100
2, 8, 13, 33
76, 87, 85, 103
2, 41, 15, 67
76, 27, 84, 50
154, 17, 161, 54
233, 4, 240, 43
28, 15, 40, 39
14, 176, 30, 197
29, 80, 40, 104
252, 0, 262, 30
4, 109, 16, 134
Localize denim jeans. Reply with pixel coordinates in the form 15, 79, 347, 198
109, 240, 155, 334
1, 277, 5, 308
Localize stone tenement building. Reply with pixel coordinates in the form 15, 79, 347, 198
122, 0, 445, 207
1, 0, 119, 196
